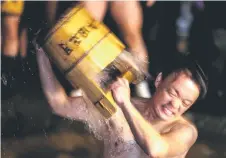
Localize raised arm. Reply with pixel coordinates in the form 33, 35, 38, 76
35, 45, 88, 120
36, 45, 69, 108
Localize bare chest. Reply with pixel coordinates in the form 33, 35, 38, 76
83, 100, 176, 158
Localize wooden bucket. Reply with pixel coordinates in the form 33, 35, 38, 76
1, 0, 24, 16
36, 5, 145, 118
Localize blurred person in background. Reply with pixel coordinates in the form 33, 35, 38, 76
1, 0, 29, 96
176, 1, 193, 54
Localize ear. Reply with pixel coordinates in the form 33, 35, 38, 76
155, 72, 163, 88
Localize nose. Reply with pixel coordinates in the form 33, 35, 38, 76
171, 99, 181, 110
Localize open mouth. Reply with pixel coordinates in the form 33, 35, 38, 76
161, 105, 174, 117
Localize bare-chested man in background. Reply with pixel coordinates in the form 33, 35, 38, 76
36, 42, 208, 158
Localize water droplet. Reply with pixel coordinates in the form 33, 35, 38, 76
1, 74, 8, 85
43, 129, 48, 139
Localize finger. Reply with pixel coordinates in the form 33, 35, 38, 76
117, 77, 126, 85
36, 47, 46, 55
110, 82, 120, 90
34, 42, 39, 51
124, 79, 129, 87
32, 38, 41, 51
109, 82, 116, 90
120, 78, 129, 87
33, 42, 42, 52
116, 77, 122, 82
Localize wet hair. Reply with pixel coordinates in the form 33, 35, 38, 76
161, 56, 208, 100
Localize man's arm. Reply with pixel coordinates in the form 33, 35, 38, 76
111, 78, 197, 157
121, 102, 197, 157
36, 45, 88, 120
36, 46, 69, 108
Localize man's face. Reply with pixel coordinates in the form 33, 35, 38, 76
152, 72, 200, 121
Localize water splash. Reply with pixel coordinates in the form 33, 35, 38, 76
42, 129, 48, 139
1, 73, 8, 85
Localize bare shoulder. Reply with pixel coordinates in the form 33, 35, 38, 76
179, 116, 198, 134
171, 117, 198, 146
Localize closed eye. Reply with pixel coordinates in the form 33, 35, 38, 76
168, 88, 177, 97
182, 100, 192, 107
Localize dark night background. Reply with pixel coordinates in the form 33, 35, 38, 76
1, 1, 226, 158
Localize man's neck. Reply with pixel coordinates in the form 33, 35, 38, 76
146, 99, 164, 123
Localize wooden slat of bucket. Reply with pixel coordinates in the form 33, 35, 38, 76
96, 94, 118, 118
94, 70, 136, 118
66, 68, 103, 103
77, 33, 125, 75
43, 7, 115, 73
67, 67, 118, 118
66, 61, 118, 118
